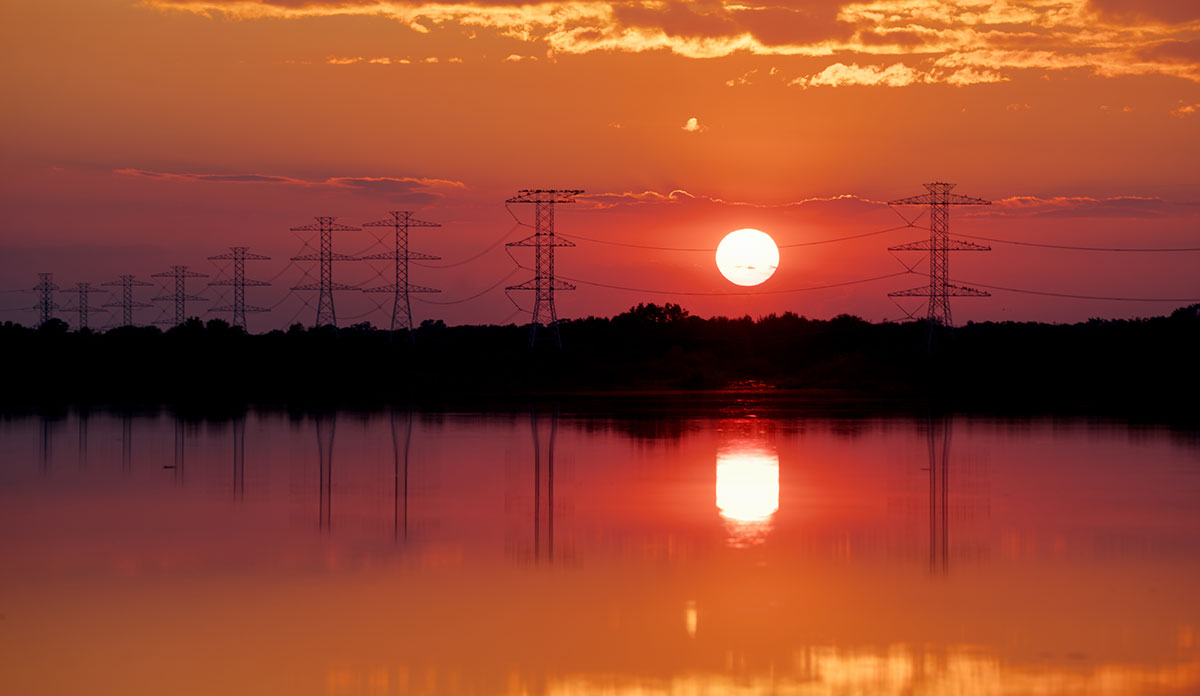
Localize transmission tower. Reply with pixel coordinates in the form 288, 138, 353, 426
34, 273, 59, 326
506, 189, 582, 347
59, 282, 106, 330
152, 265, 209, 327
362, 211, 441, 338
888, 182, 992, 327
101, 275, 153, 327
208, 247, 271, 331
290, 217, 362, 328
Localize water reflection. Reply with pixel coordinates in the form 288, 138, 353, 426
927, 414, 950, 574
530, 409, 558, 562
1, 409, 1197, 696
389, 408, 410, 541
316, 413, 334, 532
715, 437, 779, 548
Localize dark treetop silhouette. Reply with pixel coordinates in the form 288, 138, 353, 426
2, 302, 1198, 417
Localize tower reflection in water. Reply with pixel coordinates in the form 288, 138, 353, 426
715, 421, 779, 547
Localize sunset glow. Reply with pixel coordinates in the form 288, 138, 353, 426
1, 0, 1196, 325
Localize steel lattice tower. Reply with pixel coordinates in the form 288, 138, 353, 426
152, 265, 209, 326
290, 217, 362, 328
34, 273, 59, 326
506, 189, 582, 347
209, 247, 271, 331
60, 282, 106, 330
888, 182, 992, 327
363, 211, 441, 338
101, 275, 153, 327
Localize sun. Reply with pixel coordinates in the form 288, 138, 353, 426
715, 228, 779, 287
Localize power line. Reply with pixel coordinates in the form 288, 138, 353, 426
954, 233, 1200, 252
416, 266, 523, 305
556, 222, 919, 253
951, 279, 1200, 303
413, 223, 521, 268
558, 270, 914, 296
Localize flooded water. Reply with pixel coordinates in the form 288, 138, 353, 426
1, 407, 1198, 695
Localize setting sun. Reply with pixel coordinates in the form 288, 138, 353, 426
715, 229, 780, 287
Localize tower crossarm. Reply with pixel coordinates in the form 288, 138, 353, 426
363, 283, 441, 294
506, 189, 584, 205
889, 283, 990, 298
290, 217, 361, 233
291, 252, 362, 261
292, 282, 362, 292
153, 293, 209, 302
210, 278, 270, 287
889, 193, 992, 206
363, 211, 440, 229
212, 304, 270, 313
151, 269, 209, 279
361, 250, 441, 261
888, 238, 991, 252
507, 234, 576, 248
506, 278, 577, 292
208, 249, 271, 261
101, 299, 152, 308
101, 277, 153, 288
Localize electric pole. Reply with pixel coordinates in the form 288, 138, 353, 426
888, 182, 991, 330
59, 282, 106, 330
34, 273, 59, 326
101, 275, 153, 327
362, 211, 441, 339
209, 247, 271, 331
506, 189, 582, 347
291, 217, 362, 328
152, 265, 209, 327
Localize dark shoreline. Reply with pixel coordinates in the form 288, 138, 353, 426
4, 302, 1198, 424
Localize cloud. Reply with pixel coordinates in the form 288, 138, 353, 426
114, 168, 466, 201
1171, 102, 1200, 116
576, 189, 888, 212
790, 61, 1008, 88
681, 117, 704, 133
969, 195, 1200, 219
143, 0, 1200, 84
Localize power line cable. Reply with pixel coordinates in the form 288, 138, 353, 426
556, 222, 919, 253
557, 270, 916, 296
414, 223, 521, 268
954, 233, 1200, 252
951, 279, 1200, 303
415, 267, 523, 305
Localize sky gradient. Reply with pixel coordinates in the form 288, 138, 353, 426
2, 0, 1198, 328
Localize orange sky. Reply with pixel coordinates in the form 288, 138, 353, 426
1, 0, 1198, 327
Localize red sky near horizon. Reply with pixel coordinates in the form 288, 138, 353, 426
1, 0, 1198, 328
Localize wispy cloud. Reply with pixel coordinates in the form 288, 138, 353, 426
114, 168, 466, 201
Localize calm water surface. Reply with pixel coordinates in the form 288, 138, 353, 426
1, 407, 1198, 695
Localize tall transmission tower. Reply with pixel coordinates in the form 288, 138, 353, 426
208, 247, 271, 331
888, 182, 992, 328
362, 211, 441, 338
34, 273, 59, 326
101, 275, 153, 327
60, 282, 106, 330
290, 217, 362, 328
506, 189, 582, 347
152, 265, 209, 327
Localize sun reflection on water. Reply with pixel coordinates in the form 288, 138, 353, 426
715, 440, 780, 547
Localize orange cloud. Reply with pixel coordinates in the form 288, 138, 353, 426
141, 0, 1200, 83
